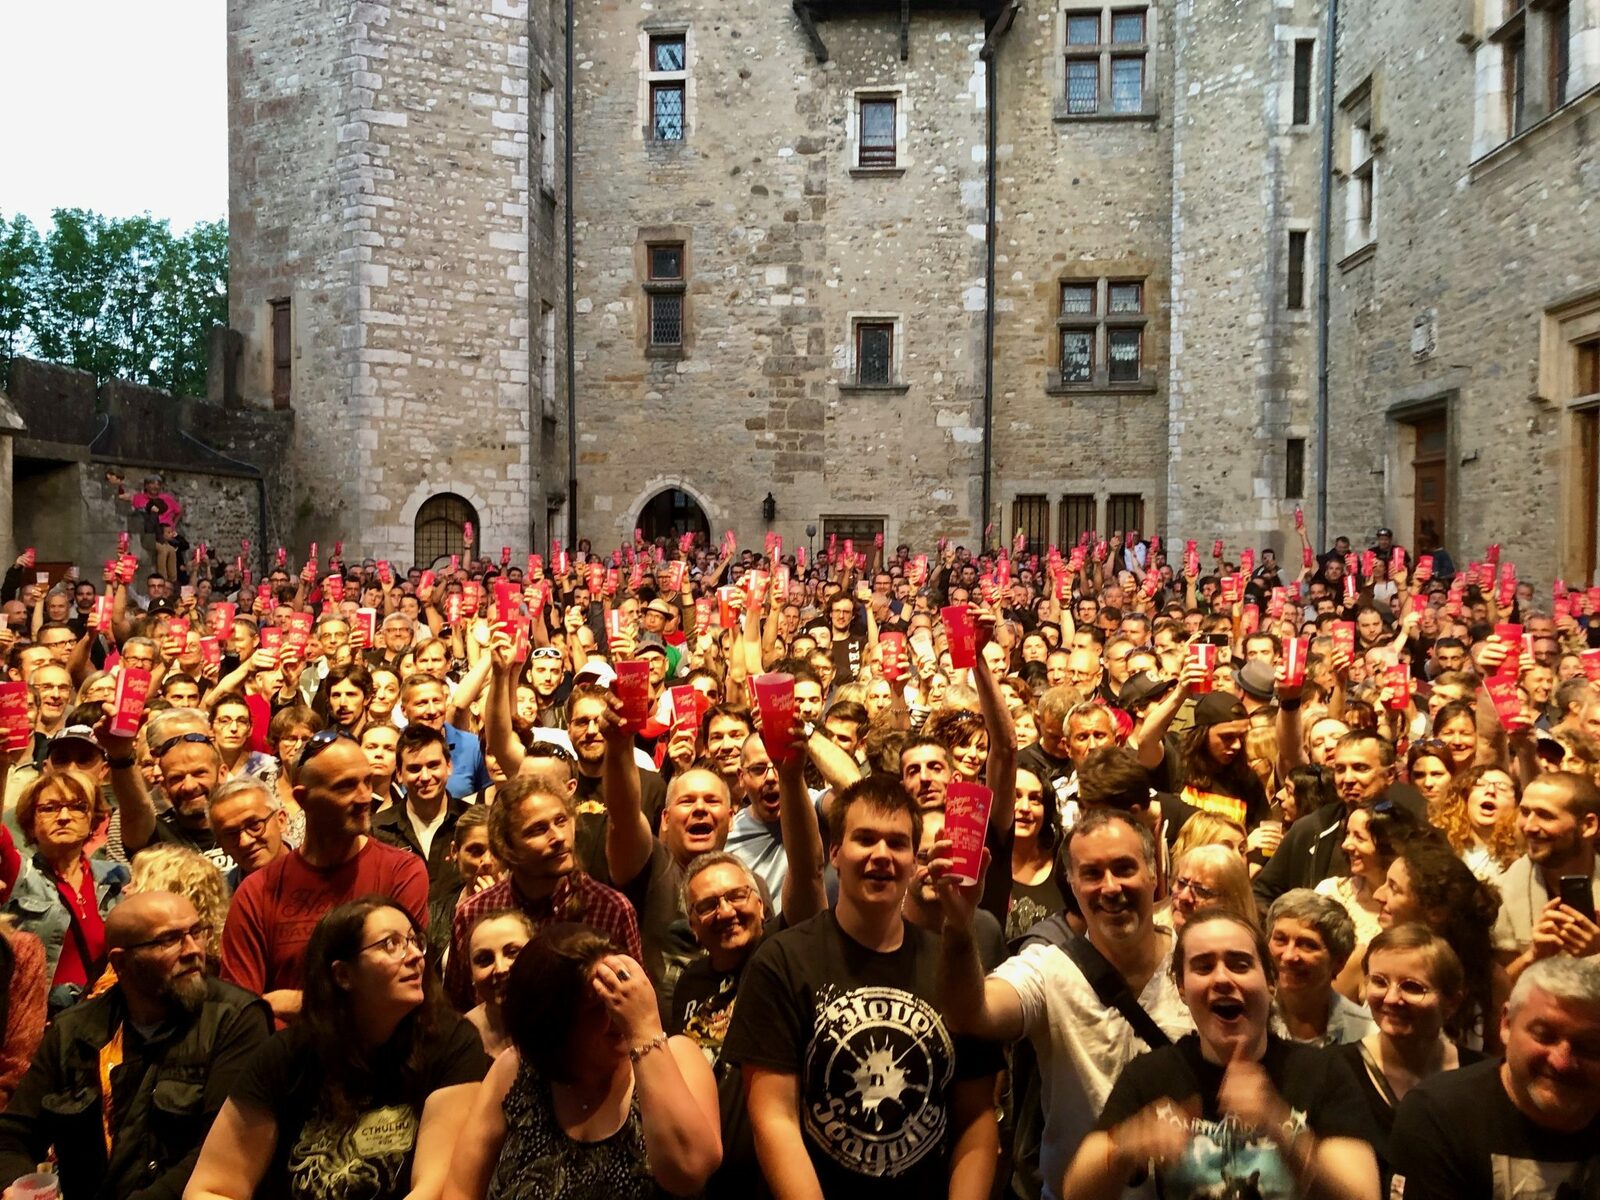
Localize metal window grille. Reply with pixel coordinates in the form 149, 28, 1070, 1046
1110, 56, 1144, 112
1108, 282, 1143, 314
651, 36, 685, 72
1013, 495, 1051, 553
1061, 283, 1096, 315
857, 324, 894, 385
859, 100, 897, 167
415, 493, 478, 569
1066, 59, 1099, 113
1060, 495, 1097, 548
1066, 14, 1100, 44
1110, 10, 1145, 42
822, 517, 886, 547
652, 82, 685, 140
1106, 493, 1145, 537
650, 293, 683, 346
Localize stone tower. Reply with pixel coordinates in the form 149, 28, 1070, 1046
227, 0, 569, 563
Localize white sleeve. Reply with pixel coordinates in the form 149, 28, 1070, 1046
989, 941, 1054, 1035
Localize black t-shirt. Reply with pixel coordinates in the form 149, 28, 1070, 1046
1389, 1056, 1600, 1200
1334, 1039, 1484, 1181
721, 910, 1003, 1197
230, 1015, 489, 1200
1097, 1033, 1374, 1199
618, 839, 702, 1024
573, 767, 667, 878
1006, 866, 1071, 944
150, 808, 235, 874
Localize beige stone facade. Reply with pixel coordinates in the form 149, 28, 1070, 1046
228, 0, 1600, 568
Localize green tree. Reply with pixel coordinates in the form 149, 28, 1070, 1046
0, 208, 227, 397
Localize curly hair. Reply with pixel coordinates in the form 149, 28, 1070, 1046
128, 844, 230, 970
1430, 765, 1521, 871
1394, 837, 1503, 1043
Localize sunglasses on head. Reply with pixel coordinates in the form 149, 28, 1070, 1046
530, 647, 562, 660
297, 728, 360, 771
154, 732, 214, 758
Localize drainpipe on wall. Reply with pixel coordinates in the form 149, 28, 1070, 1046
980, 4, 1016, 551
564, 0, 579, 548
1314, 0, 1339, 551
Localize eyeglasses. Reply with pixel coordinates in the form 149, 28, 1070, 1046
218, 813, 275, 841
36, 801, 91, 819
154, 732, 214, 758
1367, 973, 1434, 1000
530, 647, 563, 660
1171, 877, 1219, 902
125, 921, 212, 953
360, 930, 426, 961
690, 885, 756, 919
297, 728, 359, 771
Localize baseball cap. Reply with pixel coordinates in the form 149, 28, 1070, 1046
574, 659, 617, 688
47, 725, 104, 757
1376, 527, 1393, 538
1117, 671, 1175, 711
1192, 692, 1249, 728
634, 634, 670, 659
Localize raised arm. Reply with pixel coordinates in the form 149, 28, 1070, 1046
774, 730, 826, 922
931, 852, 1026, 1042
483, 629, 527, 777
600, 693, 653, 889
971, 612, 1016, 831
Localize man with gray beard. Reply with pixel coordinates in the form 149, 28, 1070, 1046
0, 892, 270, 1199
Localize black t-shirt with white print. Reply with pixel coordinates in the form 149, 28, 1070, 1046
721, 909, 1003, 1198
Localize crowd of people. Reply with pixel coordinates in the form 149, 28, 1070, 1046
0, 491, 1596, 1200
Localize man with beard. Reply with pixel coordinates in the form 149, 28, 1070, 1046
1494, 772, 1600, 979
220, 732, 428, 1022
526, 643, 568, 726
934, 806, 1194, 1200
445, 774, 642, 1009
1390, 956, 1600, 1200
725, 776, 1002, 1198
104, 709, 230, 871
0, 892, 270, 1199
901, 734, 954, 810
207, 776, 289, 891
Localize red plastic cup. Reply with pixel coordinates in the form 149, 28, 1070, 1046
1240, 604, 1260, 636
944, 781, 994, 886
1414, 555, 1433, 583
167, 617, 190, 641
1331, 621, 1356, 660
354, 608, 377, 648
1383, 664, 1411, 710
446, 593, 464, 626
1485, 675, 1525, 729
1581, 649, 1600, 682
209, 602, 237, 638
670, 685, 702, 733
717, 586, 740, 628
200, 636, 222, 669
746, 570, 770, 609
1495, 622, 1523, 646
286, 611, 313, 656
751, 672, 798, 764
943, 605, 977, 669
108, 667, 152, 738
1283, 637, 1309, 688
494, 580, 516, 620
879, 631, 908, 680
0, 682, 31, 752
614, 660, 651, 728
587, 563, 605, 593
259, 627, 283, 656
92, 594, 114, 632
1187, 642, 1217, 693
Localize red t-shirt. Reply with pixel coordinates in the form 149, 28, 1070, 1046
219, 839, 429, 996
49, 857, 106, 988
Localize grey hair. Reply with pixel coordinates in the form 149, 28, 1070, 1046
1265, 888, 1357, 967
144, 706, 212, 747
208, 774, 281, 815
678, 851, 759, 918
1510, 955, 1600, 1015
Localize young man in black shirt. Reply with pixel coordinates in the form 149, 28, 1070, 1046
723, 775, 1002, 1199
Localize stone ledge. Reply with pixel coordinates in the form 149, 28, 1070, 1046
1338, 242, 1377, 272
1044, 379, 1159, 396
1053, 108, 1160, 127
848, 167, 907, 179
837, 381, 911, 394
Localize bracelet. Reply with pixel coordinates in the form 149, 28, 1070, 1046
107, 755, 136, 770
1279, 697, 1302, 712
629, 1033, 668, 1064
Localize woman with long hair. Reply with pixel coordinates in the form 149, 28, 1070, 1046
1319, 803, 1424, 999
187, 897, 488, 1200
1375, 837, 1508, 1051
1166, 844, 1257, 931
1429, 765, 1521, 880
1337, 924, 1481, 1177
1007, 767, 1066, 941
1177, 695, 1270, 828
1431, 699, 1480, 775
926, 708, 989, 784
463, 909, 534, 1057
443, 923, 720, 1200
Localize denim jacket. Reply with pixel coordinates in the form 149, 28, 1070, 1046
4, 854, 128, 1011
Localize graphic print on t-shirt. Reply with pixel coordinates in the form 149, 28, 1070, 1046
1158, 1099, 1309, 1200
680, 974, 738, 1065
288, 1103, 418, 1200
802, 984, 955, 1178
1486, 1153, 1600, 1199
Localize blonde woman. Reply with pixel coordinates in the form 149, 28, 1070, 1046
1165, 843, 1258, 931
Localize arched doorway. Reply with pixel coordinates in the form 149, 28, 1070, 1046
414, 492, 479, 569
638, 488, 710, 546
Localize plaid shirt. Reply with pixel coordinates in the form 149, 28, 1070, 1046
446, 871, 643, 1010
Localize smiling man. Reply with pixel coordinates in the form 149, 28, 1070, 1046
220, 732, 429, 1023
374, 723, 471, 883
1493, 772, 1600, 980
727, 775, 1002, 1200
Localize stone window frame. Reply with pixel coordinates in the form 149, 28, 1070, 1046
641, 238, 689, 360
642, 27, 692, 144
1335, 75, 1382, 269
1542, 290, 1600, 580
1047, 275, 1156, 394
540, 301, 557, 420
1053, 2, 1159, 125
269, 298, 292, 410
848, 87, 910, 177
539, 75, 557, 197
1284, 220, 1314, 315
838, 312, 909, 393
1471, 0, 1598, 162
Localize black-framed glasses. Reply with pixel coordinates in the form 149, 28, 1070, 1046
154, 732, 214, 758
689, 885, 755, 919
217, 813, 275, 841
125, 921, 212, 953
360, 930, 426, 961
297, 728, 359, 771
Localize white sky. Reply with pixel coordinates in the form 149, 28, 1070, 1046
0, 0, 227, 233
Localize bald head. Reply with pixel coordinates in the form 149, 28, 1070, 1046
106, 891, 199, 950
